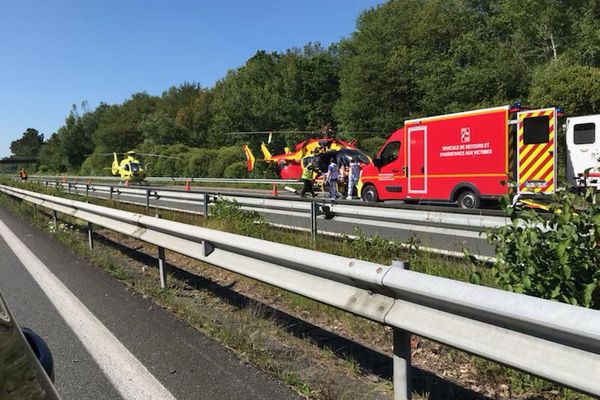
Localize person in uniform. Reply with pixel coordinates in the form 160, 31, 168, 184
300, 160, 318, 197
19, 168, 28, 182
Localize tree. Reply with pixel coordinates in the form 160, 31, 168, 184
59, 103, 105, 169
529, 58, 600, 116
38, 133, 66, 172
92, 93, 157, 152
10, 128, 44, 156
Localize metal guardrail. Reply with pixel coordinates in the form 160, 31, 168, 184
35, 179, 508, 229
31, 179, 504, 261
29, 174, 302, 185
1, 183, 599, 399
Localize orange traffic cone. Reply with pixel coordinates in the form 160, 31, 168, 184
185, 179, 191, 191
87, 179, 91, 185
271, 183, 278, 196
62, 175, 67, 184
125, 180, 130, 188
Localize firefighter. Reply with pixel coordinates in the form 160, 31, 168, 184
19, 168, 28, 183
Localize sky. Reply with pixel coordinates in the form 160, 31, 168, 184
0, 0, 384, 157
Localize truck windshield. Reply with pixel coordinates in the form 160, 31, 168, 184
378, 141, 400, 166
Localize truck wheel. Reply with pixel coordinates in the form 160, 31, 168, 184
458, 190, 480, 209
362, 185, 379, 203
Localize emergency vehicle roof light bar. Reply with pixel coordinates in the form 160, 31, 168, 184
509, 101, 523, 113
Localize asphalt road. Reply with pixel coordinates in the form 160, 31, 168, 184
0, 206, 299, 400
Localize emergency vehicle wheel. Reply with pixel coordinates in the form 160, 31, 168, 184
362, 185, 379, 203
457, 190, 480, 209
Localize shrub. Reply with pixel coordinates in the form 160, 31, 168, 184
211, 199, 268, 237
223, 161, 247, 178
207, 146, 245, 177
488, 190, 600, 308
80, 152, 110, 176
185, 148, 218, 177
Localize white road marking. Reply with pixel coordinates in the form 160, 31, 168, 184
0, 219, 177, 400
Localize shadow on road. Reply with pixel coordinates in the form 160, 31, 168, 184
92, 231, 491, 400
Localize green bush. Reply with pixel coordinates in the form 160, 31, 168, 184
211, 199, 268, 237
488, 190, 600, 308
223, 161, 247, 178
185, 148, 218, 177
80, 152, 111, 176
207, 146, 244, 177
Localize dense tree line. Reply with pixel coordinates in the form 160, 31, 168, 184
12, 0, 600, 177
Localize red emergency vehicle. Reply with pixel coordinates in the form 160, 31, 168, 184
359, 105, 557, 208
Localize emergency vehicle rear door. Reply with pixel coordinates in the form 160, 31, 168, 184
517, 108, 556, 194
566, 115, 599, 186
408, 126, 427, 193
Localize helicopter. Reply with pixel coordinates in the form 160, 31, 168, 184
96, 150, 178, 183
241, 131, 373, 180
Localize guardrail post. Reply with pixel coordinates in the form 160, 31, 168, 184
52, 210, 58, 228
85, 184, 90, 197
109, 186, 113, 200
203, 193, 209, 218
146, 189, 150, 211
87, 222, 94, 250
310, 201, 318, 242
392, 260, 412, 400
67, 182, 71, 193
155, 214, 167, 288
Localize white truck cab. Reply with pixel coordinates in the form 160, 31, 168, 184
566, 115, 600, 189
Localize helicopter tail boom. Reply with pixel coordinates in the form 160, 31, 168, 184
243, 145, 256, 172
111, 153, 119, 175
260, 142, 272, 161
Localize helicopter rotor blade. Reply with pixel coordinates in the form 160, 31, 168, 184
225, 131, 316, 135
87, 153, 118, 157
337, 131, 389, 136
135, 153, 180, 159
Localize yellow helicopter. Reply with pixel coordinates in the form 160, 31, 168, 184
97, 151, 178, 183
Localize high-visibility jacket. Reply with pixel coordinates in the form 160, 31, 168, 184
301, 164, 315, 180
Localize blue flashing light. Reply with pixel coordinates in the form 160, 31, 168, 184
509, 101, 523, 113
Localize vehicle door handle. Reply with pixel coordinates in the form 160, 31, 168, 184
392, 169, 399, 172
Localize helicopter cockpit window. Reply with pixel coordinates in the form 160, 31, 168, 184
130, 163, 140, 172
337, 149, 370, 165
123, 164, 130, 171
